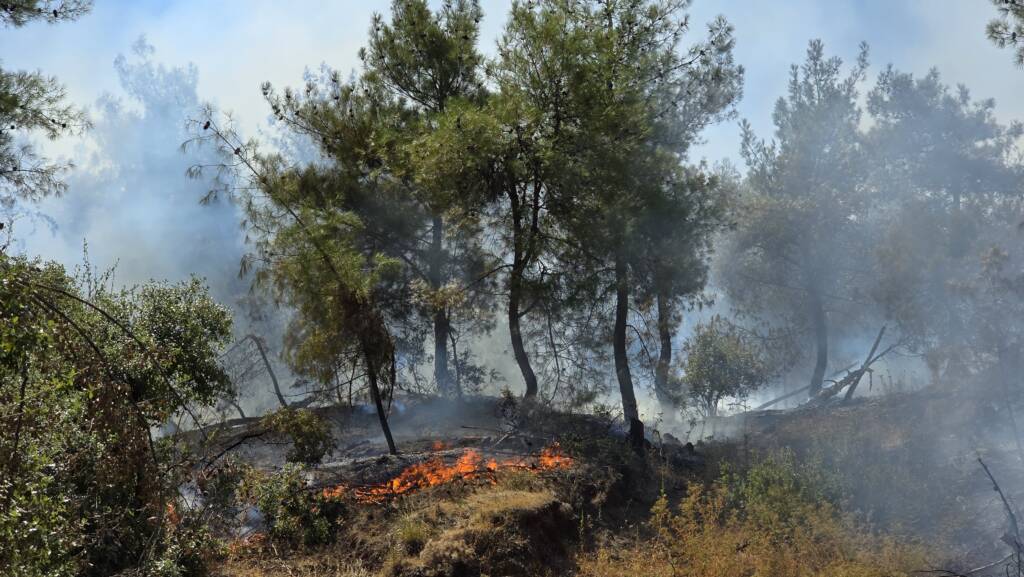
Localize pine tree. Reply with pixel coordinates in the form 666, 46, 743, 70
0, 0, 90, 206
720, 40, 872, 398
988, 0, 1024, 66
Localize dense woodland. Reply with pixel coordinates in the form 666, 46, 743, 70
4, 1, 1024, 576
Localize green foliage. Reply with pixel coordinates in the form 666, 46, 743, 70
364, 0, 484, 111
988, 0, 1024, 65
0, 1, 91, 27
0, 253, 233, 576
0, 2, 91, 203
260, 408, 335, 465
723, 451, 842, 541
866, 65, 1024, 379
240, 464, 341, 549
720, 40, 872, 393
681, 316, 768, 416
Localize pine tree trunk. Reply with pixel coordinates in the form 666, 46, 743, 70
614, 250, 643, 451
509, 268, 539, 398
653, 289, 675, 419
362, 337, 397, 455
507, 186, 539, 398
429, 214, 454, 397
433, 306, 452, 396
247, 334, 287, 408
807, 290, 829, 398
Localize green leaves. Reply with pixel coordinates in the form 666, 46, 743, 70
365, 0, 484, 111
682, 315, 768, 416
0, 253, 234, 575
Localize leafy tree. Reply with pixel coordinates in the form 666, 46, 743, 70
186, 0, 495, 452
0, 1, 90, 206
988, 0, 1024, 66
187, 84, 407, 453
635, 166, 738, 419
487, 2, 741, 410
362, 0, 490, 398
720, 40, 872, 398
496, 0, 741, 446
866, 66, 1023, 380
261, 407, 335, 465
0, 253, 232, 576
681, 315, 767, 417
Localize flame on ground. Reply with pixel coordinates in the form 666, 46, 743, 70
322, 443, 573, 504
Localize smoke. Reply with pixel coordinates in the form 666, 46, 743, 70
15, 37, 245, 301
7, 38, 306, 415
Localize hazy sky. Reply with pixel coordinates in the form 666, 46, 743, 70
3, 0, 1023, 281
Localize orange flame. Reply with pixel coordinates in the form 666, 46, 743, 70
321, 443, 572, 504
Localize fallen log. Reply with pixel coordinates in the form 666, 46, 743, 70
753, 363, 859, 411
753, 384, 812, 411
808, 325, 894, 406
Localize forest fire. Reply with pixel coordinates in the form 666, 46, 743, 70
321, 443, 573, 504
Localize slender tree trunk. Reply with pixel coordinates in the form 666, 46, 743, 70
999, 346, 1024, 466
362, 337, 398, 455
433, 306, 452, 396
248, 334, 287, 408
228, 399, 247, 419
429, 214, 453, 397
614, 250, 643, 451
807, 290, 829, 398
653, 289, 675, 420
448, 330, 463, 398
507, 187, 539, 398
3, 361, 29, 513
509, 265, 539, 399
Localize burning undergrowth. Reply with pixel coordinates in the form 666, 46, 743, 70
320, 443, 574, 504
199, 395, 947, 577
203, 397, 651, 576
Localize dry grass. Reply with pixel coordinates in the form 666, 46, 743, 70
213, 403, 954, 577
216, 554, 375, 577
384, 489, 574, 577
576, 457, 928, 577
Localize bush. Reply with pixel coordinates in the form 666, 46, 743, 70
261, 408, 335, 465
239, 464, 342, 548
680, 315, 768, 416
0, 255, 233, 577
578, 453, 924, 577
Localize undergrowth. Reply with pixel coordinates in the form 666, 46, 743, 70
576, 451, 927, 577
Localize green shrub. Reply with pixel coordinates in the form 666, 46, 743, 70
0, 255, 233, 577
239, 464, 341, 548
261, 408, 335, 465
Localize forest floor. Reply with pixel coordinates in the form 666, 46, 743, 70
205, 386, 1021, 577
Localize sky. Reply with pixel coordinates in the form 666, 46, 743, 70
2, 0, 1021, 412
5, 1, 1023, 167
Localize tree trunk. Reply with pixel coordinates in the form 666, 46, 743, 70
507, 186, 539, 399
433, 306, 453, 396
807, 290, 829, 398
614, 250, 643, 451
248, 334, 287, 408
429, 214, 454, 397
362, 337, 398, 455
999, 346, 1024, 466
653, 289, 675, 420
509, 265, 539, 399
